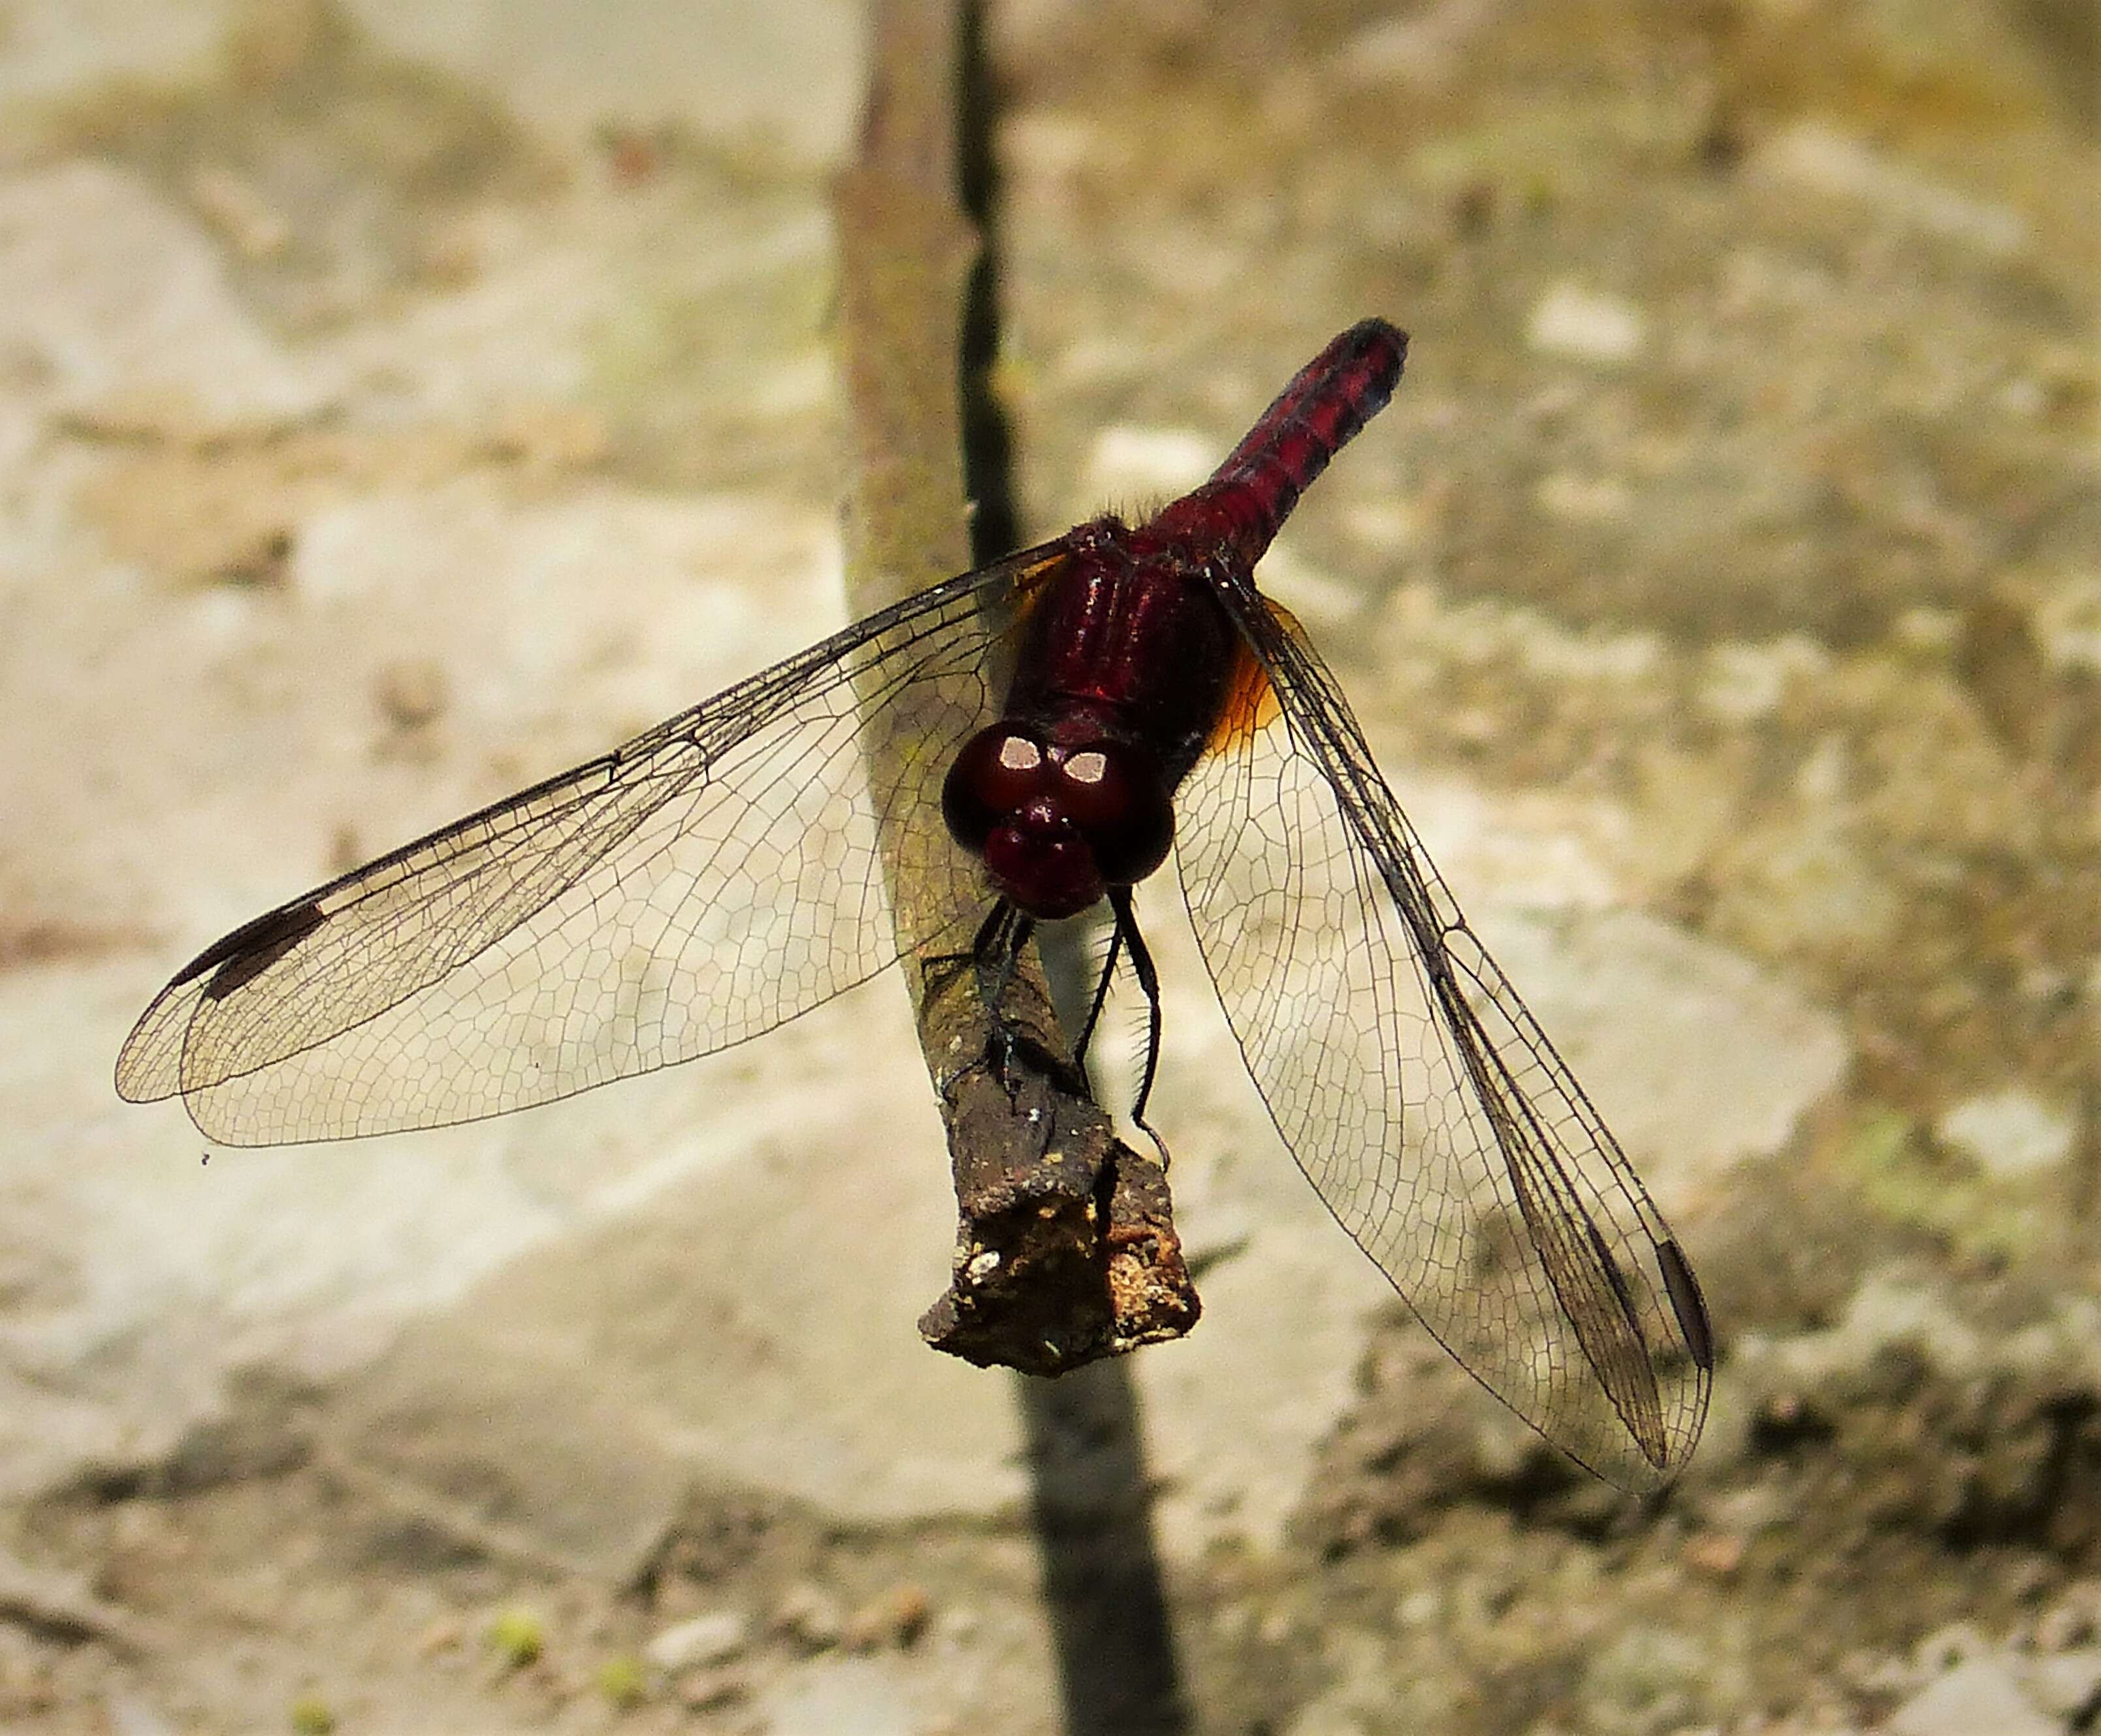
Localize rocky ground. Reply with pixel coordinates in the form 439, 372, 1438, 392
1, 0, 2095, 1731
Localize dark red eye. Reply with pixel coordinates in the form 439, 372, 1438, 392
942, 726, 1046, 856
1053, 740, 1172, 886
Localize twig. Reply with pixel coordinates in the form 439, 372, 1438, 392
831, 0, 1196, 1371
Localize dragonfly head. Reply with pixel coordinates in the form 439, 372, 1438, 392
942, 723, 1173, 920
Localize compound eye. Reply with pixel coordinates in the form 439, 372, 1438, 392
1056, 741, 1172, 886
942, 726, 1046, 856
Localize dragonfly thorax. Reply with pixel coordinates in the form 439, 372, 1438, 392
941, 722, 1174, 918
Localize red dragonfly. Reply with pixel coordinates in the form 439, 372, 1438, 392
117, 320, 1710, 1489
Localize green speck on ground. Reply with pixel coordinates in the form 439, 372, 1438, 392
289, 1696, 336, 1736
487, 1605, 545, 1669
596, 1654, 649, 1709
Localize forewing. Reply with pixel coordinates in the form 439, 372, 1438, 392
1174, 575, 1712, 1489
116, 546, 1065, 1144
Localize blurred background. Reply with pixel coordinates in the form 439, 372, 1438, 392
0, 0, 2094, 1731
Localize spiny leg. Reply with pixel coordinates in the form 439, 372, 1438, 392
1070, 914, 1126, 1068
1108, 886, 1170, 1167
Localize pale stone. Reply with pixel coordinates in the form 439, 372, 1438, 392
1752, 121, 2029, 257
1535, 470, 1632, 522
1526, 282, 1646, 365
341, 0, 865, 167
1083, 424, 1217, 504
0, 0, 229, 106
0, 162, 338, 430
1888, 1657, 2055, 1736
645, 1611, 750, 1672
756, 1656, 920, 1736
1936, 1091, 2076, 1179
1469, 905, 1848, 1198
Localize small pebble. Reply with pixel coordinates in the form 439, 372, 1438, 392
844, 1583, 931, 1652
772, 1582, 845, 1652
375, 658, 448, 731
2034, 1581, 2101, 1651
677, 1664, 748, 1712
1534, 470, 1631, 522
487, 403, 611, 473
1752, 121, 2028, 257
1888, 1656, 2055, 1736
1526, 282, 1646, 365
1085, 425, 1215, 502
1934, 1091, 2074, 1179
644, 1609, 748, 1672
1681, 1531, 1745, 1579
2024, 1649, 2101, 1720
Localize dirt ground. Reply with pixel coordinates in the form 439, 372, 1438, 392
2, 1, 2097, 1732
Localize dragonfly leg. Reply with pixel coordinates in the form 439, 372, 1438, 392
927, 899, 1103, 1108
972, 899, 1036, 1012
961, 901, 1087, 1104
918, 898, 1014, 1000
1070, 916, 1127, 1068
1108, 887, 1171, 1168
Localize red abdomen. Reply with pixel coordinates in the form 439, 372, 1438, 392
1147, 319, 1405, 571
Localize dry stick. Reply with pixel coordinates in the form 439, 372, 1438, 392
831, 0, 1196, 1371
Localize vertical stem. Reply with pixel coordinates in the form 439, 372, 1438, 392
831, 7, 1192, 1729
832, 0, 1198, 1375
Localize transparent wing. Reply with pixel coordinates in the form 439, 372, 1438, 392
1174, 573, 1712, 1489
117, 543, 1068, 1145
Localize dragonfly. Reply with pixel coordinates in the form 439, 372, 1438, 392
117, 319, 1711, 1490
